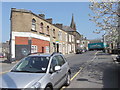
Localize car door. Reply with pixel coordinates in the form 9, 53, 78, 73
56, 55, 68, 84
49, 56, 62, 88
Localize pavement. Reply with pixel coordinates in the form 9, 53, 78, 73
65, 51, 120, 88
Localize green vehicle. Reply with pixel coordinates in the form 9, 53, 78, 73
88, 42, 107, 51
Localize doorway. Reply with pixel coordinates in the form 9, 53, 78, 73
42, 47, 44, 53
56, 44, 59, 53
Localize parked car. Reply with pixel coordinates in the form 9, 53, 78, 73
0, 52, 71, 90
82, 49, 86, 53
76, 49, 83, 54
0, 53, 4, 58
116, 55, 120, 62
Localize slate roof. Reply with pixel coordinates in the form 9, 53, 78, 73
62, 26, 75, 31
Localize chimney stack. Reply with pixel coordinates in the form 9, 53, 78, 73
11, 8, 16, 10
46, 18, 52, 24
39, 14, 45, 19
54, 23, 63, 29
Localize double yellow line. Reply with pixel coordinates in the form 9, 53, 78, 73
61, 51, 99, 89
70, 67, 83, 81
61, 67, 84, 90
70, 51, 98, 81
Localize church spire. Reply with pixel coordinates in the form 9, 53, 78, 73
70, 14, 76, 31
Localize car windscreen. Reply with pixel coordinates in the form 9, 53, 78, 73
11, 56, 49, 73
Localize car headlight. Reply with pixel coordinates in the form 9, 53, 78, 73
23, 82, 41, 90
31, 82, 41, 89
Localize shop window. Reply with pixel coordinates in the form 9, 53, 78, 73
31, 45, 38, 53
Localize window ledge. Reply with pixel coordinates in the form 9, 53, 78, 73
53, 36, 56, 39
39, 32, 45, 35
31, 29, 37, 32
46, 34, 50, 37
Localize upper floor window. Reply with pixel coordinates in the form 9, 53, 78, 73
72, 35, 74, 42
69, 35, 72, 42
32, 19, 36, 31
40, 22, 44, 33
58, 31, 62, 40
65, 34, 67, 42
47, 26, 49, 35
53, 29, 55, 37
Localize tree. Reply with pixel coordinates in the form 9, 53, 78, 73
89, 0, 120, 50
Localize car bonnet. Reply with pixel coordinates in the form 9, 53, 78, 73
0, 72, 45, 88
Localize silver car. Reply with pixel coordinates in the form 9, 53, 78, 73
1, 52, 71, 90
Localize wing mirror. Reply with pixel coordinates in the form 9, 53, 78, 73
49, 65, 61, 74
54, 66, 61, 71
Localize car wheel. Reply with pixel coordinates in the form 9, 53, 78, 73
65, 73, 71, 86
45, 86, 53, 90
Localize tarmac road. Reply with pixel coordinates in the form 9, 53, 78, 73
64, 51, 120, 89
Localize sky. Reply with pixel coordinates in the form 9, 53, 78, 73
1, 2, 104, 42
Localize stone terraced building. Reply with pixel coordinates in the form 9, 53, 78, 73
10, 8, 83, 60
